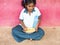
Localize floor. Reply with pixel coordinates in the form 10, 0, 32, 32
0, 26, 60, 45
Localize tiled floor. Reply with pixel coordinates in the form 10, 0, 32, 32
0, 27, 60, 45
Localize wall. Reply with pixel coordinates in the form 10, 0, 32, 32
0, 0, 60, 27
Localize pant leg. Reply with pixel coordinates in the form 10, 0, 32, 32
12, 25, 26, 42
12, 25, 30, 38
29, 28, 45, 40
12, 31, 26, 42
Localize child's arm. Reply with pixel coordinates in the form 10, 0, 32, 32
35, 16, 41, 32
20, 20, 27, 31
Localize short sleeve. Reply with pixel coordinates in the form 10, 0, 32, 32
19, 9, 25, 20
35, 7, 41, 16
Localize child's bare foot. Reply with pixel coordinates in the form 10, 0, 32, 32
30, 39, 32, 41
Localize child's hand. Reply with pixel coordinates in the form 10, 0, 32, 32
23, 27, 27, 32
35, 27, 38, 32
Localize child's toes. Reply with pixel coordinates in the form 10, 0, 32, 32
30, 39, 32, 41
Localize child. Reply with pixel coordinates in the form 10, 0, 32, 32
12, 0, 45, 42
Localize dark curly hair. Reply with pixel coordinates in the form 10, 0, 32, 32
21, 0, 36, 8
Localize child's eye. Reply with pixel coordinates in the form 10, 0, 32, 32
29, 6, 34, 7
29, 6, 31, 7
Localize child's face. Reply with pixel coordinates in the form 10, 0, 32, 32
26, 3, 35, 12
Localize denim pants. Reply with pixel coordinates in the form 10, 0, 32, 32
12, 25, 45, 42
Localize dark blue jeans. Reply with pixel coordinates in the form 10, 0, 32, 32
12, 25, 45, 42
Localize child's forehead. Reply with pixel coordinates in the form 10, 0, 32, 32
26, 3, 35, 6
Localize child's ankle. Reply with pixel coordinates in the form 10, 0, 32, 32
30, 39, 32, 41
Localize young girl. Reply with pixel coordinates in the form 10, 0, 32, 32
12, 0, 45, 42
